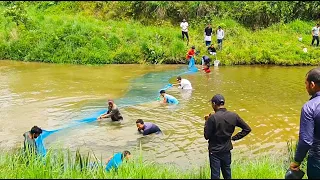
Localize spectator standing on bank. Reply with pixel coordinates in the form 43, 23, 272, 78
311, 23, 319, 47
204, 23, 213, 47
204, 94, 251, 179
180, 19, 189, 45
216, 26, 224, 50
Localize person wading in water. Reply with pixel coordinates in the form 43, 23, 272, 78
97, 99, 123, 121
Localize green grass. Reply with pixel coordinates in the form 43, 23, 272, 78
0, 140, 309, 179
0, 2, 319, 65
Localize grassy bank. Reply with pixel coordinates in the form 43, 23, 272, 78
0, 141, 308, 179
0, 2, 320, 65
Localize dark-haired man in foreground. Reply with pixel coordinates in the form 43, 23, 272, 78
23, 126, 43, 154
204, 94, 251, 179
136, 119, 161, 136
290, 67, 320, 179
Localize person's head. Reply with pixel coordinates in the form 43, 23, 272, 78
207, 23, 211, 27
183, 19, 186, 22
218, 26, 221, 29
210, 44, 214, 48
122, 150, 131, 161
177, 76, 182, 83
210, 94, 225, 111
191, 46, 195, 50
305, 67, 320, 96
159, 89, 166, 97
317, 23, 319, 27
107, 99, 114, 108
30, 126, 43, 139
136, 119, 145, 130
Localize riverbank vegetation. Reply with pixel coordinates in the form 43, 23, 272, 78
0, 1, 320, 65
0, 141, 307, 179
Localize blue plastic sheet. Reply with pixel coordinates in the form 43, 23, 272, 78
36, 59, 198, 156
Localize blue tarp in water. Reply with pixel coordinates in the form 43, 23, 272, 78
35, 59, 198, 156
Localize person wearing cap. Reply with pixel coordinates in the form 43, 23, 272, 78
289, 67, 320, 179
216, 26, 224, 50
136, 119, 162, 136
186, 46, 196, 61
204, 94, 251, 179
180, 19, 189, 43
159, 90, 179, 104
175, 76, 192, 90
97, 100, 123, 121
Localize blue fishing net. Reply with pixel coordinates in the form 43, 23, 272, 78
35, 58, 198, 156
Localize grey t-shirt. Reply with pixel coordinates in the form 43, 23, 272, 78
312, 26, 319, 36
23, 131, 37, 153
108, 106, 123, 121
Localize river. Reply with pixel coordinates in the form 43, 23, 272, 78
0, 60, 313, 168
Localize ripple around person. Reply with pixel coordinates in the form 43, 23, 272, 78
35, 58, 199, 156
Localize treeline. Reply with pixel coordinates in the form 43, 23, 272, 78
3, 1, 319, 30
0, 1, 319, 65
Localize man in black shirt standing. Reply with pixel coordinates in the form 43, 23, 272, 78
204, 24, 213, 47
204, 94, 251, 179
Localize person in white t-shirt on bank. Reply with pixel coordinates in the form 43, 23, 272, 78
175, 76, 192, 90
311, 23, 319, 47
180, 19, 189, 44
216, 26, 224, 50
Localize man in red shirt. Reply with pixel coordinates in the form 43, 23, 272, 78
186, 46, 196, 61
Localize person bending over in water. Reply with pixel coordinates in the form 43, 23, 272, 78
203, 63, 211, 73
175, 76, 192, 90
136, 119, 162, 136
98, 99, 123, 121
105, 150, 131, 172
23, 126, 43, 155
159, 90, 179, 104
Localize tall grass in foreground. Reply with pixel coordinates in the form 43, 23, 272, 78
0, 140, 308, 179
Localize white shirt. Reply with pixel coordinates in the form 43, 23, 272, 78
312, 26, 319, 36
180, 22, 189, 32
217, 29, 224, 39
179, 79, 192, 90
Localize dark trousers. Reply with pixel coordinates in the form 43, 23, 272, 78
182, 31, 189, 41
311, 36, 319, 46
307, 156, 320, 179
209, 151, 231, 179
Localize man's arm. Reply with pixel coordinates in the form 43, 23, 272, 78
204, 116, 214, 140
231, 114, 251, 141
222, 30, 225, 39
293, 105, 314, 164
312, 28, 315, 36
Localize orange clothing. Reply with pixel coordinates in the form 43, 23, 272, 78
186, 49, 195, 60
204, 67, 211, 73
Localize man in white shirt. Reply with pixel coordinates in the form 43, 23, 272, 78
176, 76, 192, 90
217, 26, 224, 50
311, 23, 319, 47
180, 19, 189, 44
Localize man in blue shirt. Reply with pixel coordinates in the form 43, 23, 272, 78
136, 119, 162, 136
159, 90, 179, 104
290, 67, 320, 179
105, 150, 131, 172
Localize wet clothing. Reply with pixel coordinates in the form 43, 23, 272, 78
204, 108, 251, 153
107, 106, 123, 121
178, 79, 192, 90
139, 122, 162, 136
294, 91, 320, 178
164, 94, 179, 104
105, 152, 123, 172
204, 67, 211, 73
204, 108, 251, 179
23, 131, 37, 154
